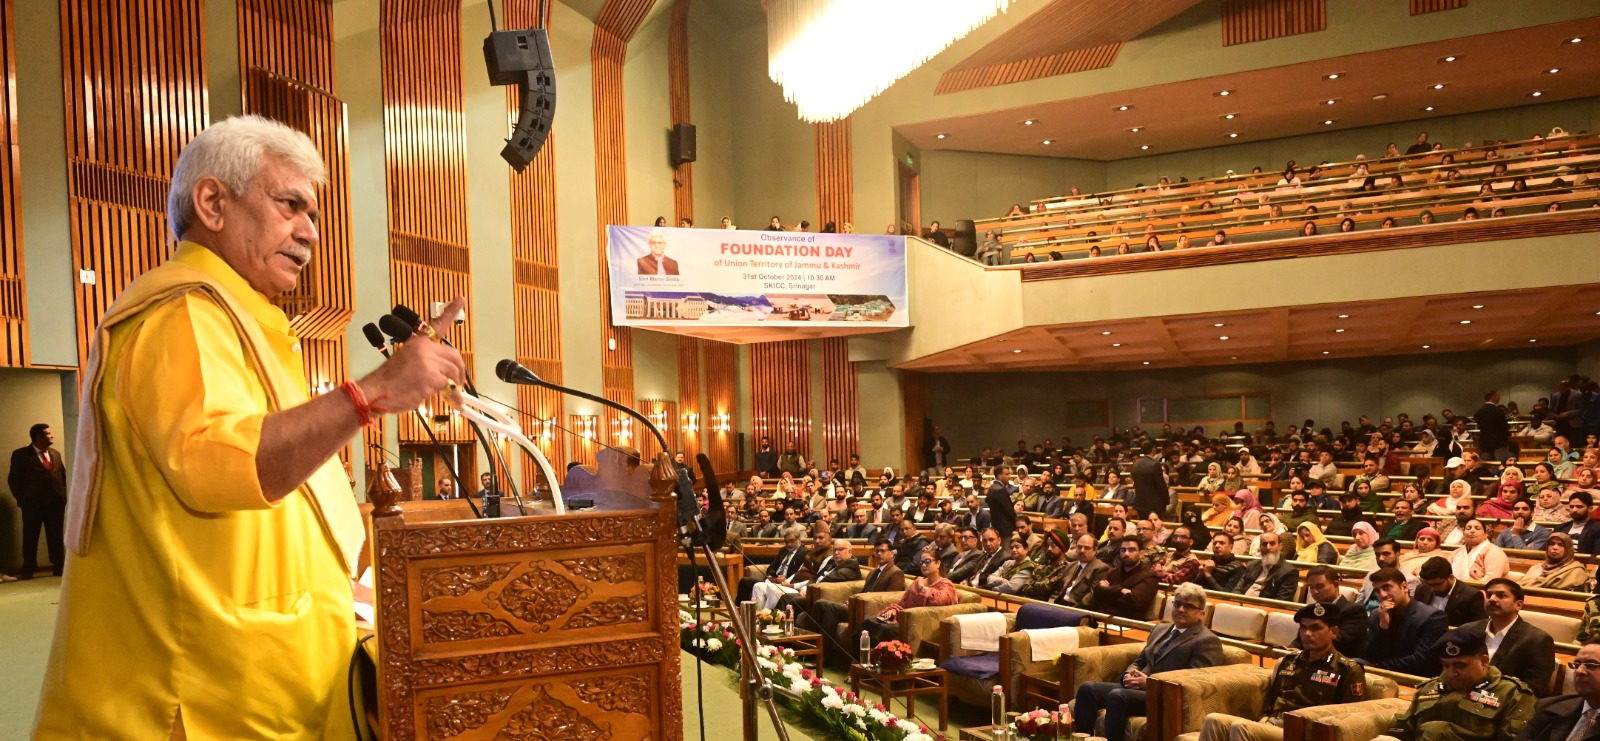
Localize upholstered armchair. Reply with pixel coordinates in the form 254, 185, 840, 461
1282, 697, 1410, 741
848, 589, 986, 655
806, 579, 865, 608
1166, 668, 1402, 741
938, 604, 1097, 707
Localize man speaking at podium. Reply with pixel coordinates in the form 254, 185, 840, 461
34, 115, 465, 740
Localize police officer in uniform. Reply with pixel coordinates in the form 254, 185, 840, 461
1381, 627, 1536, 741
1199, 602, 1367, 741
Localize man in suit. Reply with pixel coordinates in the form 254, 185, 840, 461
804, 539, 904, 640
986, 465, 1018, 543
1230, 530, 1299, 601
1092, 536, 1160, 620
1299, 565, 1368, 660
1462, 579, 1556, 697
1475, 390, 1511, 462
1131, 445, 1169, 520
737, 530, 806, 603
944, 527, 987, 584
749, 508, 779, 539
635, 231, 680, 275
1563, 492, 1600, 555
842, 507, 878, 540
723, 503, 748, 550
1519, 641, 1600, 741
955, 528, 1007, 587
960, 493, 990, 532
8, 423, 67, 579
1415, 556, 1487, 627
1361, 566, 1449, 677
923, 426, 951, 474
1073, 582, 1226, 741
891, 519, 929, 572
775, 539, 863, 614
1056, 534, 1110, 608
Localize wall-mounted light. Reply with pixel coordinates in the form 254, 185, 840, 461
713, 413, 731, 433
575, 415, 598, 439
538, 418, 555, 441
683, 412, 700, 434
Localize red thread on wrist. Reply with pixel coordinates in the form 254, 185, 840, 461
342, 381, 376, 428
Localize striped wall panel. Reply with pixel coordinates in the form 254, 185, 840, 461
901, 370, 927, 475
749, 340, 812, 462
814, 119, 853, 230
61, 0, 209, 363
934, 44, 1121, 96
1410, 0, 1466, 13
240, 0, 355, 463
381, 0, 475, 444
703, 341, 737, 474
568, 413, 600, 470
0, 0, 26, 366
819, 338, 858, 469
591, 0, 655, 450
504, 0, 565, 487
678, 337, 701, 462
636, 398, 677, 463
668, 0, 693, 223
1222, 0, 1326, 46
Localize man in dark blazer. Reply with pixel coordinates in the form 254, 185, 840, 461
890, 519, 929, 572
1130, 446, 1169, 520
959, 493, 991, 532
1561, 491, 1600, 556
842, 508, 878, 540
8, 423, 67, 579
804, 540, 904, 640
1362, 567, 1449, 677
1073, 582, 1226, 741
1229, 531, 1299, 601
736, 530, 806, 603
1415, 556, 1487, 626
1464, 579, 1557, 696
1091, 536, 1160, 620
985, 465, 1017, 543
776, 540, 863, 614
1474, 389, 1511, 461
635, 231, 680, 275
922, 426, 951, 474
1518, 642, 1600, 741
1298, 566, 1369, 659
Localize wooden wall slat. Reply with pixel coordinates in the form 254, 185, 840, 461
749, 340, 811, 463
62, 0, 209, 365
814, 118, 853, 230
1410, 0, 1466, 13
934, 43, 1121, 96
819, 337, 858, 469
677, 337, 700, 462
381, 0, 476, 446
703, 341, 736, 474
668, 0, 693, 224
1222, 0, 1326, 46
0, 0, 27, 366
591, 0, 656, 452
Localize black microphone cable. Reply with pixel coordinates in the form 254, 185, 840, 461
361, 323, 481, 518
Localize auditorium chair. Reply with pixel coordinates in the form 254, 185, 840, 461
1280, 697, 1411, 741
1262, 611, 1299, 648
1059, 641, 1254, 741
937, 603, 1096, 707
848, 590, 986, 656
1206, 603, 1269, 645
1153, 670, 1400, 741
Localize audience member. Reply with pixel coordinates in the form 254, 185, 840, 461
1416, 556, 1488, 626
1460, 578, 1557, 696
1361, 567, 1448, 677
1092, 536, 1160, 620
1382, 627, 1535, 740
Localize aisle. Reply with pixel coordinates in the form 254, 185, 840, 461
0, 577, 60, 735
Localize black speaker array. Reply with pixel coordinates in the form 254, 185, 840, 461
671, 123, 697, 165
484, 29, 556, 172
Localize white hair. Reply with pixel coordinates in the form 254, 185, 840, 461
1173, 582, 1207, 608
167, 114, 325, 240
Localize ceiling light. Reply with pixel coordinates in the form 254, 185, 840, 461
1128, 127, 1143, 133
1423, 106, 1436, 112
1042, 139, 1054, 145
1530, 91, 1544, 97
1012, 349, 1022, 354
1117, 105, 1132, 111
1334, 329, 1345, 333
1324, 99, 1338, 105
1323, 351, 1331, 355
1371, 93, 1389, 100
1231, 356, 1238, 360
1547, 68, 1561, 74
1422, 344, 1431, 349
1441, 55, 1458, 63
1101, 331, 1112, 335
1023, 119, 1036, 125
1215, 90, 1233, 97
1567, 37, 1583, 44
1112, 343, 1122, 347
1471, 304, 1483, 309
1337, 314, 1349, 319
1459, 320, 1472, 325
1223, 113, 1237, 120
1227, 133, 1240, 138
1140, 145, 1150, 150
1219, 335, 1230, 340
1529, 339, 1538, 343
1214, 323, 1225, 327
1430, 83, 1446, 90
935, 133, 947, 139
1324, 73, 1342, 80
1322, 120, 1335, 125
1142, 361, 1150, 365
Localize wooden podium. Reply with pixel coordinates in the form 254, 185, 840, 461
367, 448, 683, 740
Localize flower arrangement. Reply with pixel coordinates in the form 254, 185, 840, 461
691, 581, 720, 603
870, 640, 914, 675
679, 612, 741, 667
1011, 708, 1070, 739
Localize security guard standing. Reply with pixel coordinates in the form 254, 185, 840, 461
1199, 602, 1367, 741
1381, 627, 1536, 741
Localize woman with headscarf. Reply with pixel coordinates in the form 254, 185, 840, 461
1520, 532, 1591, 590
1532, 485, 1571, 524
1202, 492, 1236, 528
1398, 527, 1444, 574
1221, 465, 1245, 492
1428, 479, 1476, 517
1249, 511, 1285, 556
1339, 522, 1380, 570
1411, 429, 1439, 456
1294, 522, 1338, 564
1146, 511, 1173, 546
1232, 488, 1263, 525
1527, 462, 1564, 499
1196, 462, 1228, 494
1477, 481, 1522, 521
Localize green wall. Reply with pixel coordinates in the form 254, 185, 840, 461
919, 150, 1107, 228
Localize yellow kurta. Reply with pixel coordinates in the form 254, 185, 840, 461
36, 244, 359, 740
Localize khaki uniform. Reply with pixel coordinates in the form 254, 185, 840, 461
1384, 666, 1534, 741
1199, 648, 1366, 741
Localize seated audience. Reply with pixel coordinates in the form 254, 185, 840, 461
1324, 490, 1372, 536
1233, 530, 1299, 600
1561, 492, 1600, 555
1398, 526, 1445, 575
1357, 538, 1420, 611
1361, 567, 1448, 677
1430, 478, 1476, 517
1521, 640, 1600, 739
1091, 536, 1160, 619
1020, 529, 1072, 601
1461, 578, 1557, 697
1495, 500, 1551, 551
1152, 525, 1201, 585
1073, 583, 1224, 741
1381, 627, 1536, 740
1197, 532, 1246, 592
984, 536, 1038, 594
1450, 518, 1511, 581
1300, 565, 1369, 660
1416, 556, 1488, 626
1339, 521, 1380, 570
1383, 497, 1428, 541
1294, 522, 1338, 565
1054, 533, 1109, 608
1519, 532, 1589, 590
856, 546, 958, 646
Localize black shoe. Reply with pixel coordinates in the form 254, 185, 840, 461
18, 572, 35, 580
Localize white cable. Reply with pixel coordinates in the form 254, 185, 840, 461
449, 390, 566, 515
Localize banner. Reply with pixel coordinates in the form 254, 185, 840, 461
606, 226, 908, 327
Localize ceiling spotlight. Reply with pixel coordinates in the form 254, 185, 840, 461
1547, 68, 1561, 74
1129, 127, 1144, 133
1529, 339, 1539, 343
1322, 120, 1335, 125
1324, 73, 1342, 80
1116, 105, 1132, 111
935, 133, 947, 139
1441, 55, 1458, 63
1101, 331, 1113, 335
1334, 329, 1345, 333
1140, 145, 1150, 150
1422, 344, 1431, 349
1219, 335, 1230, 340
1023, 119, 1036, 125
1430, 83, 1446, 90
1323, 351, 1331, 355
1423, 106, 1436, 112
1371, 93, 1389, 100
1568, 37, 1584, 44
1530, 91, 1544, 97
1471, 304, 1484, 309
1215, 90, 1233, 97
1227, 132, 1240, 138
1324, 99, 1338, 105
1214, 323, 1225, 327
1012, 349, 1022, 354
1042, 139, 1054, 145
1112, 343, 1122, 347
1223, 113, 1237, 120
1336, 314, 1349, 319
1459, 320, 1472, 324
1142, 361, 1150, 365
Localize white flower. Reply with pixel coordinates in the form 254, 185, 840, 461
905, 734, 933, 741
895, 718, 919, 732
844, 703, 866, 718
705, 638, 722, 652
820, 685, 839, 699
679, 610, 693, 622
820, 694, 844, 710
755, 657, 777, 671
788, 676, 810, 693
868, 709, 889, 725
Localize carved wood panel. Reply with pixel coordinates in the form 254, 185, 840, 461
61, 0, 209, 363
0, 0, 25, 367
749, 340, 812, 462
1410, 0, 1466, 13
416, 670, 658, 741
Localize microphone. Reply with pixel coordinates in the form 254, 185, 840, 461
698, 453, 726, 551
378, 314, 415, 344
362, 323, 388, 353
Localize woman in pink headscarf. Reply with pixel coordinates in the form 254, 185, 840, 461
1475, 481, 1521, 521
1232, 488, 1263, 525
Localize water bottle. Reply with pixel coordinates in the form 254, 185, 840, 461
782, 605, 794, 636
991, 685, 1006, 737
858, 630, 871, 668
